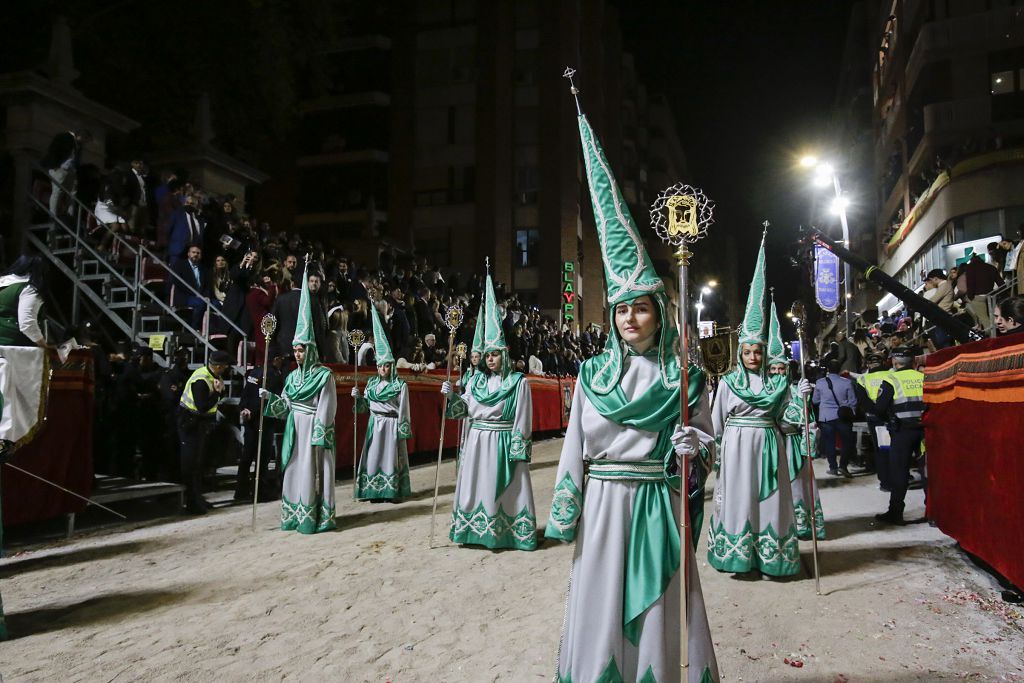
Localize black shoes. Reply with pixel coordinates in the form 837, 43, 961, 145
838, 467, 853, 478
874, 510, 905, 525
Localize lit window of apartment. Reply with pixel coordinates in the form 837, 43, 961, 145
515, 229, 540, 267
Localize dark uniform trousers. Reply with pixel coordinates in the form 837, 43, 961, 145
886, 423, 924, 516
178, 411, 216, 507
236, 421, 277, 499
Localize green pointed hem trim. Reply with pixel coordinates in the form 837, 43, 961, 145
794, 499, 826, 540
281, 495, 336, 534
557, 655, 714, 683
356, 465, 412, 500
545, 472, 582, 542
445, 394, 469, 419
707, 520, 800, 576
450, 501, 537, 550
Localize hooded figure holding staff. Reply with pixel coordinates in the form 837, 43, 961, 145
707, 230, 806, 576
440, 271, 537, 551
545, 104, 719, 682
351, 301, 413, 502
260, 259, 338, 534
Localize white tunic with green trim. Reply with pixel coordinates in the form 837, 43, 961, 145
354, 378, 412, 500
545, 354, 719, 683
445, 373, 537, 550
780, 384, 826, 540
708, 374, 800, 576
266, 377, 338, 534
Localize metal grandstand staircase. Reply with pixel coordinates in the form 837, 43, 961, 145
25, 178, 250, 397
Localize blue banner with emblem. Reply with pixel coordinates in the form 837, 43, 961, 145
814, 245, 840, 312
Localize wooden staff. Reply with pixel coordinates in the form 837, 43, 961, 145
792, 302, 821, 594
429, 304, 465, 548
252, 313, 277, 530
648, 181, 714, 678
349, 328, 366, 498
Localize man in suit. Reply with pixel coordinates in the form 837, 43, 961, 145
270, 267, 328, 359
171, 244, 212, 332
157, 178, 183, 250
414, 287, 434, 338
41, 128, 92, 216
167, 194, 204, 269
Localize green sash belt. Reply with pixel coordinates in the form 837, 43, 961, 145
291, 402, 315, 415
725, 414, 781, 501
472, 419, 513, 432
587, 459, 665, 482
587, 458, 681, 646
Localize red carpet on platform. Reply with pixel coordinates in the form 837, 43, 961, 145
924, 335, 1024, 590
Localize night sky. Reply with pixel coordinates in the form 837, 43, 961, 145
615, 0, 857, 330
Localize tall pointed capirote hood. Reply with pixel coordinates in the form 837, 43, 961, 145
480, 274, 506, 354
738, 228, 769, 346
767, 293, 787, 368
369, 298, 395, 365
577, 114, 664, 307
292, 257, 321, 376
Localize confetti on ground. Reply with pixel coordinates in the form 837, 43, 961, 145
942, 590, 1024, 632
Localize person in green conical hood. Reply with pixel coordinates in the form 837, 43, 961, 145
439, 266, 537, 551
766, 296, 826, 541
546, 104, 719, 683
261, 257, 338, 534
707, 229, 802, 577
349, 301, 413, 501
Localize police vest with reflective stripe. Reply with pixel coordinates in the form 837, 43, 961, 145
858, 370, 890, 401
179, 366, 218, 415
886, 368, 924, 423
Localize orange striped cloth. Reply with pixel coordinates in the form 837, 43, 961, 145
924, 336, 1024, 405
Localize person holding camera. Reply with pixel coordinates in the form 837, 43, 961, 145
812, 358, 859, 478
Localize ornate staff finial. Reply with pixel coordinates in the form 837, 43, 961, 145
485, 256, 490, 276
762, 220, 770, 232
304, 252, 311, 265
563, 66, 581, 115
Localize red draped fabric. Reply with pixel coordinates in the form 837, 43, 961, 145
2, 351, 95, 526
924, 335, 1024, 590
327, 365, 574, 470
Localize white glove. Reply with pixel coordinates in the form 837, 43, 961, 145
258, 388, 272, 400
671, 425, 700, 461
798, 378, 813, 397
440, 381, 452, 395
351, 386, 360, 398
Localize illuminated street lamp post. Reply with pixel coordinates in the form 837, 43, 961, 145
801, 155, 853, 335
695, 280, 716, 328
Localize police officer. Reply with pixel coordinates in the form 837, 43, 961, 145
858, 353, 892, 490
178, 350, 231, 514
870, 347, 924, 524
233, 350, 287, 503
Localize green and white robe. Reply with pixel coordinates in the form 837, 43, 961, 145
265, 364, 337, 534
354, 376, 412, 500
546, 354, 719, 683
708, 371, 800, 576
445, 371, 536, 550
780, 385, 825, 540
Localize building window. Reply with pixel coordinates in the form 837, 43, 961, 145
515, 166, 538, 204
515, 229, 540, 267
991, 70, 1014, 95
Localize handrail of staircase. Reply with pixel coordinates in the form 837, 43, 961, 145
32, 166, 249, 373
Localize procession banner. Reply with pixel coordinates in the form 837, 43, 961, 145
814, 245, 840, 312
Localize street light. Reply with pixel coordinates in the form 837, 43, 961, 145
801, 154, 853, 335
696, 280, 716, 328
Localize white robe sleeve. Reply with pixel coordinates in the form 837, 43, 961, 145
508, 376, 533, 461
545, 382, 586, 542
313, 375, 338, 451
18, 285, 45, 344
397, 382, 412, 440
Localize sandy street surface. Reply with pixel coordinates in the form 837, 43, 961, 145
2, 437, 1023, 682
